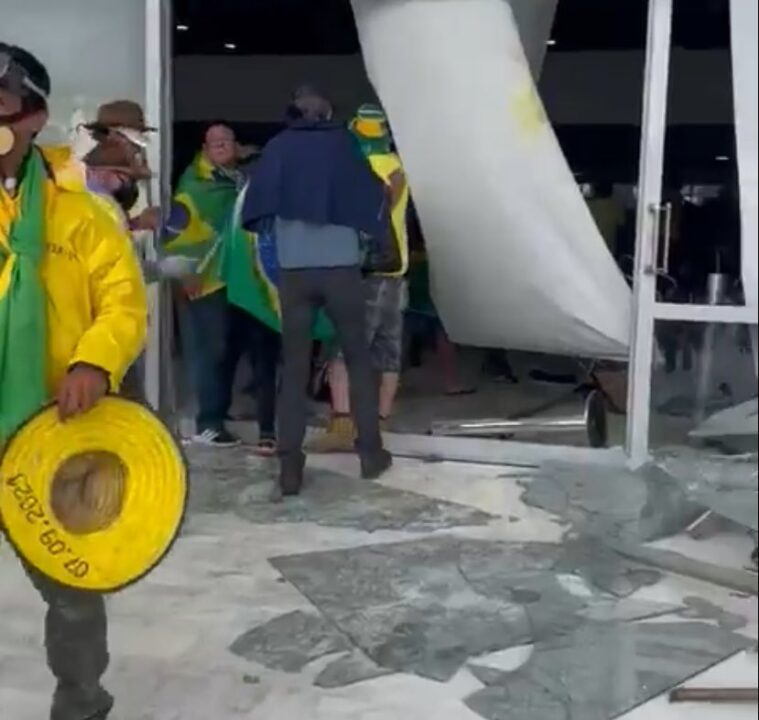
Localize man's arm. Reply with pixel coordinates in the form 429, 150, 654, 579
68, 204, 149, 390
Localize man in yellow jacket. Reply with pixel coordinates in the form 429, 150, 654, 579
311, 105, 410, 452
1, 44, 147, 720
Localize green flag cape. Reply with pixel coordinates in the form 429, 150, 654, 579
0, 148, 48, 445
163, 154, 239, 288
219, 187, 335, 342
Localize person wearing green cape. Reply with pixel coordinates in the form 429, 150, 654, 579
162, 123, 280, 453
310, 104, 410, 453
1, 45, 148, 720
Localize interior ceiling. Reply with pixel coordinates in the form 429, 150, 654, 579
173, 0, 731, 55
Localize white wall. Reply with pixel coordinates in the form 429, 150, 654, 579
173, 49, 733, 126
2, 0, 147, 144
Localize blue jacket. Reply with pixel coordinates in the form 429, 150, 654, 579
242, 120, 388, 238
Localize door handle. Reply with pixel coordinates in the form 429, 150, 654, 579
644, 202, 673, 276
661, 201, 673, 275
645, 202, 662, 276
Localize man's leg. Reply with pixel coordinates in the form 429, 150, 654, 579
379, 372, 401, 421
322, 267, 390, 478
24, 566, 112, 720
221, 302, 250, 408
370, 277, 406, 422
245, 312, 281, 446
309, 274, 386, 454
185, 290, 237, 444
437, 326, 474, 394
307, 358, 355, 453
327, 360, 351, 415
277, 270, 316, 493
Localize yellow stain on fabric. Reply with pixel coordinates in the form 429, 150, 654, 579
510, 80, 548, 139
0, 246, 13, 298
0, 398, 187, 592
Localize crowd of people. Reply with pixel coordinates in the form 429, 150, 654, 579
2, 37, 458, 717
0, 39, 433, 720
154, 88, 419, 494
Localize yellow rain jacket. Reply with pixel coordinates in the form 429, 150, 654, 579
367, 152, 410, 277
0, 148, 148, 396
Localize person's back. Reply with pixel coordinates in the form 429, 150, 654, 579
242, 86, 392, 497
244, 115, 387, 270
267, 120, 376, 269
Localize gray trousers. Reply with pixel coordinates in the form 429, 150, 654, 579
23, 564, 112, 720
278, 266, 383, 460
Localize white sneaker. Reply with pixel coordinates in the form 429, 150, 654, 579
191, 428, 241, 448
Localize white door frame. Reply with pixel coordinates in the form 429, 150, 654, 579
625, 0, 759, 468
144, 0, 173, 412
624, 0, 676, 469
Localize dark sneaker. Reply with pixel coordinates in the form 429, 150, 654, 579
360, 449, 393, 480
51, 685, 113, 720
279, 454, 305, 497
192, 428, 241, 448
85, 709, 113, 720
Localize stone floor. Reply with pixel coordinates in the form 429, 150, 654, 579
1, 449, 757, 720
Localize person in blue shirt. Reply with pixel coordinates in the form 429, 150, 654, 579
243, 86, 393, 497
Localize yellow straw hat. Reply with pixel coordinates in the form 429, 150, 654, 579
0, 397, 187, 592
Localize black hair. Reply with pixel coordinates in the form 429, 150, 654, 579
2, 43, 51, 112
287, 84, 333, 123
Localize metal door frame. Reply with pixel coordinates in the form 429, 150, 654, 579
393, 0, 758, 470
625, 0, 759, 468
144, 0, 173, 414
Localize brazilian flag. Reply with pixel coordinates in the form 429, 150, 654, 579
218, 186, 335, 342
162, 154, 236, 297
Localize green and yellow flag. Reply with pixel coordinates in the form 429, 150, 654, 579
218, 188, 335, 342
0, 149, 48, 445
164, 154, 238, 298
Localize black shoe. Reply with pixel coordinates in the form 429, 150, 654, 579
51, 686, 113, 720
360, 449, 393, 480
85, 709, 113, 720
279, 454, 305, 496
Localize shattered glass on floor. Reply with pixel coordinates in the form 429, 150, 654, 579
519, 462, 704, 543
185, 447, 755, 720
260, 537, 677, 683
465, 621, 752, 720
184, 446, 494, 532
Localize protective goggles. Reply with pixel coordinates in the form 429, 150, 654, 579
0, 51, 49, 102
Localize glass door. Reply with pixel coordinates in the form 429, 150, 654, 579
626, 0, 758, 467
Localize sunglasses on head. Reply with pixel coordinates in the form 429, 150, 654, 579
0, 52, 48, 102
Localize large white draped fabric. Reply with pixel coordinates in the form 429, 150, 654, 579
351, 0, 631, 358
730, 0, 758, 324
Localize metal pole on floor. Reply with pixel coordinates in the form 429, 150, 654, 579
670, 688, 759, 704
